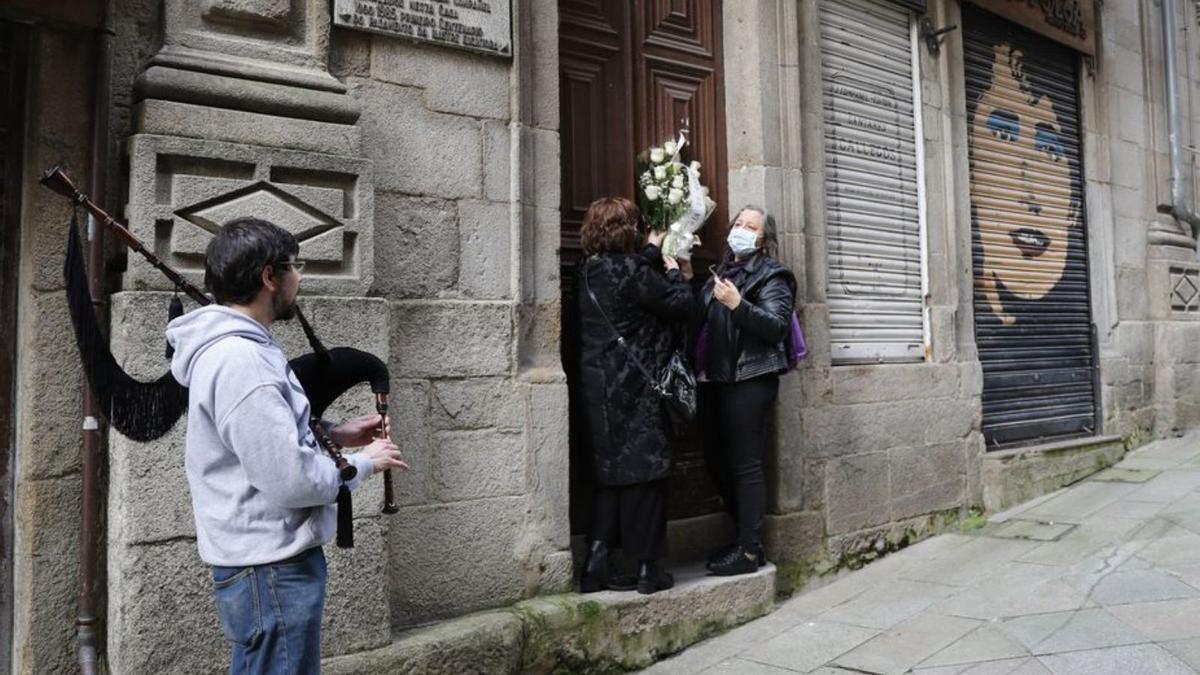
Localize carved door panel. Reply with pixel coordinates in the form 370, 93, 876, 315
0, 21, 28, 675
560, 0, 728, 533
632, 1, 727, 519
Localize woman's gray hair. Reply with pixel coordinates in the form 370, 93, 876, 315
730, 205, 779, 258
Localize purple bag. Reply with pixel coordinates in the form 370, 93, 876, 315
786, 311, 807, 369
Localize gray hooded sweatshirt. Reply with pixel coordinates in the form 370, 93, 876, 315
167, 305, 373, 566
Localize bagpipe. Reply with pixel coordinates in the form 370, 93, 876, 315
41, 166, 398, 547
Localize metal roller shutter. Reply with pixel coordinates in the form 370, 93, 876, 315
821, 0, 927, 363
964, 7, 1097, 446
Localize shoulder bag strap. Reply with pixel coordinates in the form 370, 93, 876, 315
582, 258, 663, 392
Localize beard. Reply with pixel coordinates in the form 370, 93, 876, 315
273, 294, 297, 321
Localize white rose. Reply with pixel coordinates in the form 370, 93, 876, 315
649, 147, 665, 163
670, 222, 681, 232
664, 140, 678, 156
690, 160, 701, 172
671, 174, 684, 189
654, 165, 667, 180
700, 186, 709, 197
644, 185, 661, 201
668, 188, 683, 205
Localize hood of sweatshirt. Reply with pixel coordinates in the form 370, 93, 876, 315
166, 305, 276, 387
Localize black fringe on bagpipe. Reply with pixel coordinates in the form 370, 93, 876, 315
64, 215, 188, 442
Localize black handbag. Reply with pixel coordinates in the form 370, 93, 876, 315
582, 260, 697, 424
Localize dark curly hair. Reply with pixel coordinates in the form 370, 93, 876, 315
204, 217, 299, 305
580, 197, 640, 256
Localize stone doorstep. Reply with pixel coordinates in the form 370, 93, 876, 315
322, 564, 776, 675
981, 434, 1127, 514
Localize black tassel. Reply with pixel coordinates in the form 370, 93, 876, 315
165, 294, 183, 359
64, 216, 189, 441
336, 485, 354, 548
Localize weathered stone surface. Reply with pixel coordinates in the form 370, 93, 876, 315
390, 301, 512, 377
18, 291, 84, 479
352, 78, 482, 198
385, 379, 433, 507
372, 193, 459, 298
329, 27, 372, 79
763, 511, 824, 565
107, 540, 225, 675
324, 520, 391, 655
982, 436, 1127, 513
432, 430, 526, 501
388, 496, 527, 626
483, 120, 511, 202
825, 452, 890, 534
527, 381, 571, 551
828, 363, 958, 406
803, 400, 929, 459
890, 443, 967, 521
431, 378, 524, 431
325, 611, 524, 675
370, 39, 511, 120
137, 99, 360, 155
519, 127, 561, 210
458, 200, 512, 299
11, 476, 80, 675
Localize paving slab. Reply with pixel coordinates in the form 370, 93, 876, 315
986, 520, 1075, 542
1106, 597, 1200, 642
1161, 637, 1200, 671
744, 620, 879, 673
816, 578, 958, 629
915, 657, 1050, 675
1036, 644, 1193, 675
993, 607, 1148, 655
917, 624, 1033, 668
833, 613, 980, 675
1063, 568, 1199, 606
636, 434, 1200, 674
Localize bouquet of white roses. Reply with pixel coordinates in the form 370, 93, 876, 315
636, 129, 716, 260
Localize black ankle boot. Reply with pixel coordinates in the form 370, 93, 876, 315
581, 542, 637, 592
706, 543, 766, 570
636, 560, 675, 595
580, 541, 610, 593
708, 544, 759, 576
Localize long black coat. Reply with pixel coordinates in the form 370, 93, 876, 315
578, 245, 693, 486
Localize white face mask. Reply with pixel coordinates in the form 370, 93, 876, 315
727, 227, 759, 256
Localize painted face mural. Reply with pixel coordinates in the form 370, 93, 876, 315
969, 43, 1080, 325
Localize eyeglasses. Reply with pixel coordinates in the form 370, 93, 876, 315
276, 259, 306, 273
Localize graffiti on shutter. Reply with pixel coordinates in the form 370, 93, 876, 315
965, 6, 1096, 446
821, 0, 926, 363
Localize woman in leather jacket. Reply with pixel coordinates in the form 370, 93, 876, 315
681, 206, 797, 576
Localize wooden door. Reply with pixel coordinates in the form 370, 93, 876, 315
560, 0, 728, 534
0, 21, 29, 675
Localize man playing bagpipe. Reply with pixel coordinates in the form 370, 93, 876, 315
166, 217, 407, 674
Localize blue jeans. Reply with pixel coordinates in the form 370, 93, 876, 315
211, 547, 327, 675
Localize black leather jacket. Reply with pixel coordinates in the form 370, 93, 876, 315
697, 253, 797, 383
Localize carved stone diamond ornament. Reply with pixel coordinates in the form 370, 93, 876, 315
1171, 266, 1200, 313
126, 135, 373, 296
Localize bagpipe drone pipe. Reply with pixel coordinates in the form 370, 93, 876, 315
43, 165, 399, 547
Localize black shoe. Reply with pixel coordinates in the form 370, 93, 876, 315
580, 541, 612, 593
708, 545, 759, 576
581, 541, 639, 592
706, 543, 766, 570
636, 561, 675, 595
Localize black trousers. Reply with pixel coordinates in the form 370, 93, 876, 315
700, 375, 779, 547
590, 479, 668, 562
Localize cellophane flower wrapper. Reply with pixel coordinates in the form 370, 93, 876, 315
636, 130, 716, 261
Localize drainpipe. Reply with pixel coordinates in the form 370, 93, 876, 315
1161, 0, 1200, 253
78, 5, 113, 674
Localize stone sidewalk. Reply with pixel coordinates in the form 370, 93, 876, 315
644, 433, 1200, 674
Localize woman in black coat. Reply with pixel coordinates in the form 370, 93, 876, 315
682, 205, 797, 576
577, 196, 692, 595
